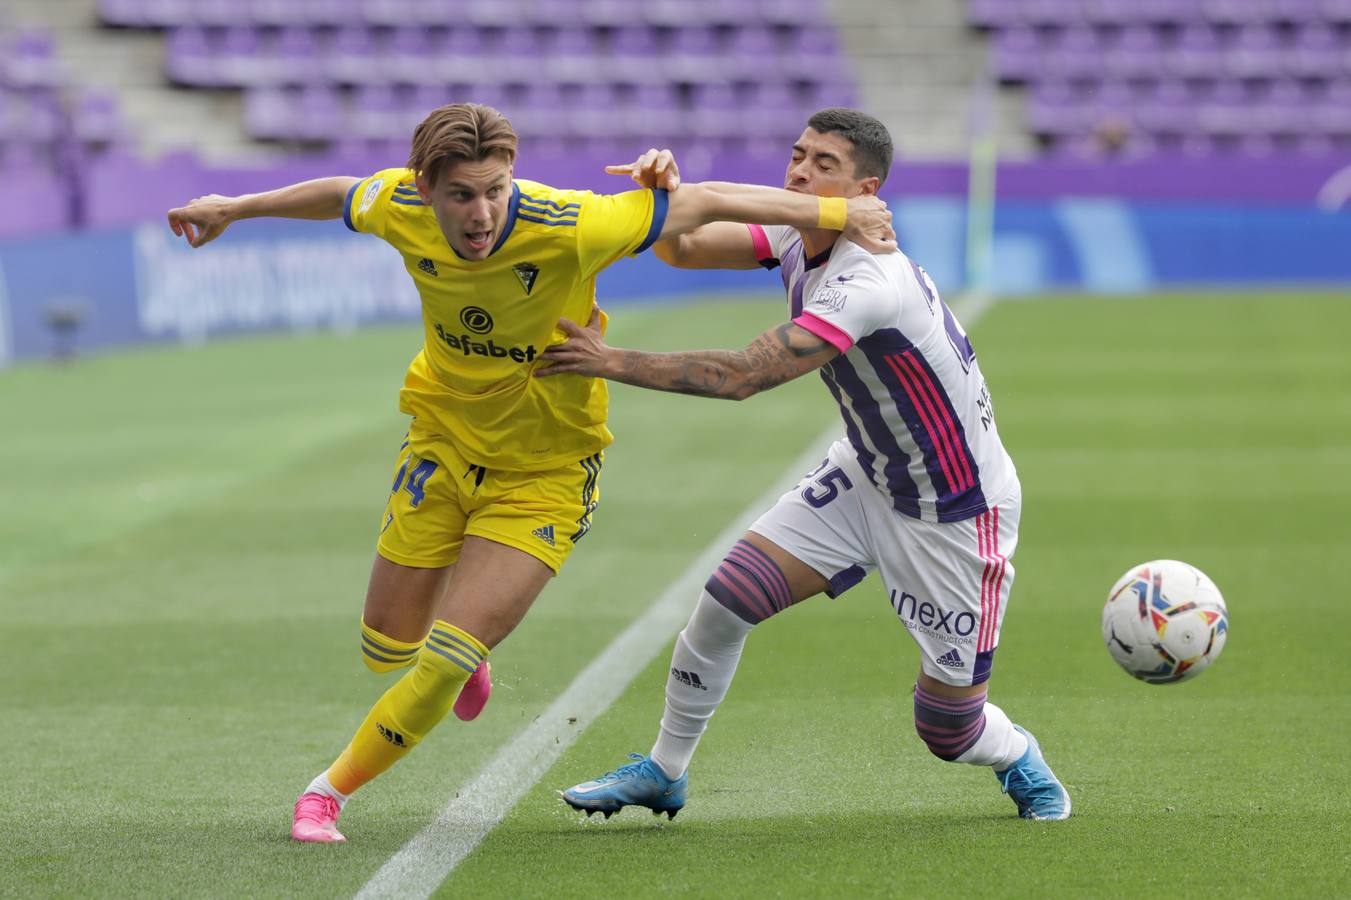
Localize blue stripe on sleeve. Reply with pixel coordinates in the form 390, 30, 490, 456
634, 188, 669, 255
343, 178, 362, 232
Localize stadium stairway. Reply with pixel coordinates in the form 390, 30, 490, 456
4, 0, 263, 162
824, 0, 1035, 159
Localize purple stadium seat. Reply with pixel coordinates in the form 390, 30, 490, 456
1287, 23, 1342, 77
98, 0, 145, 27
993, 27, 1041, 81
665, 27, 725, 82
510, 82, 568, 139
486, 27, 543, 82
1028, 81, 1091, 136
1134, 80, 1199, 133
756, 0, 827, 28
578, 0, 628, 28
1169, 23, 1223, 78
535, 27, 588, 83
242, 87, 289, 139
1104, 26, 1164, 79
1045, 25, 1103, 79
350, 83, 404, 139
378, 26, 433, 85
463, 0, 521, 27
739, 82, 803, 139
214, 26, 265, 87
968, 0, 1021, 28
1081, 0, 1139, 26
785, 24, 841, 73
622, 82, 685, 144
1021, 0, 1087, 26
292, 85, 345, 140
250, 0, 303, 27
799, 78, 857, 114
1195, 79, 1250, 135
1322, 0, 1351, 24
640, 0, 690, 28
139, 0, 195, 27
165, 26, 216, 86
607, 26, 662, 82
687, 82, 741, 139
360, 0, 411, 27
568, 82, 626, 139
269, 26, 322, 86
6, 30, 63, 90
726, 26, 783, 81
529, 0, 576, 28
71, 90, 122, 144
324, 26, 376, 85
1226, 24, 1284, 77
190, 0, 236, 27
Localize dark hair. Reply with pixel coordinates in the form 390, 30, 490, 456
806, 108, 894, 185
407, 103, 518, 186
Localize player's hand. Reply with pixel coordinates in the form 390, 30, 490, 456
536, 306, 611, 378
844, 194, 897, 255
605, 148, 681, 191
166, 193, 237, 248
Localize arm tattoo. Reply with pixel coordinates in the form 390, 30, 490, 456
607, 325, 835, 400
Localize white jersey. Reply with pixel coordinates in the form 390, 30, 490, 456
749, 224, 1018, 524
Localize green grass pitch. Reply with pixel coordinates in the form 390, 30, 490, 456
1, 291, 1347, 897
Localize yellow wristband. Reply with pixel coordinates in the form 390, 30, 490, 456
817, 196, 848, 231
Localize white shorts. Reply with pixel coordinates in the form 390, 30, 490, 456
748, 439, 1020, 687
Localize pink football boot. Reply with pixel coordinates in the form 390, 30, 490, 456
453, 660, 492, 721
291, 792, 345, 843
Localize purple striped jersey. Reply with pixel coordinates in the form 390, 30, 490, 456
748, 224, 1017, 523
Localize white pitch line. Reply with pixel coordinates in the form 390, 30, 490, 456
355, 434, 834, 900
357, 291, 998, 899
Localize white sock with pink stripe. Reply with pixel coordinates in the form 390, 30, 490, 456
954, 700, 1028, 771
650, 589, 753, 780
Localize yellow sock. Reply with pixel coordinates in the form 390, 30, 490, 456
360, 619, 423, 673
327, 620, 489, 796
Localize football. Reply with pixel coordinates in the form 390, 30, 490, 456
1102, 560, 1228, 684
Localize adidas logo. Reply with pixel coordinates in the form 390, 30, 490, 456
531, 524, 555, 546
376, 722, 407, 747
670, 667, 707, 690
418, 257, 438, 276
935, 648, 965, 668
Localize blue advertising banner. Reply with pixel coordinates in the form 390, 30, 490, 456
1, 201, 1348, 366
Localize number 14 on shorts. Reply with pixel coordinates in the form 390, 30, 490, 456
392, 455, 439, 508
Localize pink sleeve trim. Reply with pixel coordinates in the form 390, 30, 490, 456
746, 224, 773, 262
793, 311, 854, 353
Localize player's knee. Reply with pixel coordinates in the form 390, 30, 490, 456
703, 539, 795, 625
913, 684, 988, 761
413, 621, 489, 690
360, 619, 422, 673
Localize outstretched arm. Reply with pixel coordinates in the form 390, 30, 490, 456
537, 306, 839, 401
166, 176, 359, 248
607, 147, 895, 260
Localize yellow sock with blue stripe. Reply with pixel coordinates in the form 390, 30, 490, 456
360, 619, 422, 673
327, 620, 489, 796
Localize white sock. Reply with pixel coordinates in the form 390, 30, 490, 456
305, 771, 350, 809
649, 590, 753, 780
955, 701, 1029, 771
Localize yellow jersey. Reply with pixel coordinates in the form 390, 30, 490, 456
344, 168, 668, 471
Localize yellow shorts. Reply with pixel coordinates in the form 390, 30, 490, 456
376, 421, 603, 574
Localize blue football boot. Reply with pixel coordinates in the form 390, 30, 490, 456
560, 753, 687, 820
997, 726, 1072, 820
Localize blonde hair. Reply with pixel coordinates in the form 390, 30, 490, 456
406, 103, 518, 186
